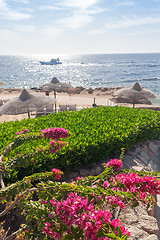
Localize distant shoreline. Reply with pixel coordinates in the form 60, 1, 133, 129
0, 86, 160, 123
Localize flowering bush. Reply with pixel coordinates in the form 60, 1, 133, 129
101, 163, 160, 208
40, 127, 69, 140
2, 144, 160, 240
42, 192, 130, 239
20, 159, 160, 240
3, 127, 70, 182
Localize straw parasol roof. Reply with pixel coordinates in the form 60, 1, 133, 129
113, 82, 157, 104
37, 77, 72, 92
0, 89, 56, 115
51, 77, 60, 84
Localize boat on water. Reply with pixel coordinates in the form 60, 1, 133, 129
40, 58, 62, 65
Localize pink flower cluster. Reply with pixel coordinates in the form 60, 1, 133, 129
103, 163, 160, 208
40, 127, 69, 140
114, 172, 160, 196
43, 222, 60, 239
49, 140, 66, 153
42, 192, 130, 239
52, 168, 63, 180
106, 158, 123, 171
106, 195, 125, 210
16, 128, 29, 135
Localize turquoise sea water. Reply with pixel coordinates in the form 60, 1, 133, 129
0, 53, 160, 101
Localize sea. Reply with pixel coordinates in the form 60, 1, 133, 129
1, 53, 160, 103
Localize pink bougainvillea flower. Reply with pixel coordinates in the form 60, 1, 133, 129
106, 158, 123, 171
49, 140, 66, 154
76, 176, 84, 181
106, 195, 125, 210
50, 198, 57, 207
37, 147, 42, 152
103, 180, 109, 188
40, 127, 69, 140
52, 168, 63, 180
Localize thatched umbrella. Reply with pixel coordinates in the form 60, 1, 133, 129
113, 82, 157, 105
0, 89, 56, 115
37, 77, 72, 92
51, 77, 60, 84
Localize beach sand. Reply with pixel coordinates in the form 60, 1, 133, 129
0, 88, 159, 123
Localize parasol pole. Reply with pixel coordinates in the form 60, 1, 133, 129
69, 82, 71, 103
54, 89, 57, 113
133, 99, 135, 108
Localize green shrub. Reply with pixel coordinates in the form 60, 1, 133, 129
1, 106, 160, 183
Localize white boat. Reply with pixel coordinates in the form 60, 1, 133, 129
40, 58, 62, 65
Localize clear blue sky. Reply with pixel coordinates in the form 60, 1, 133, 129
1, 0, 160, 55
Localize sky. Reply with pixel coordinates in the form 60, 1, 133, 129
1, 0, 160, 55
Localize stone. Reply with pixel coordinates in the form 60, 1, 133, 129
90, 168, 96, 176
80, 169, 90, 176
145, 235, 158, 240
140, 215, 159, 235
132, 146, 143, 156
67, 171, 79, 180
148, 150, 160, 165
125, 210, 138, 224
126, 226, 149, 240
137, 150, 150, 163
134, 203, 149, 217
148, 142, 160, 155
132, 157, 146, 166
148, 161, 155, 169
132, 166, 144, 171
92, 165, 103, 175
152, 139, 160, 146
91, 165, 104, 176
147, 206, 154, 217
87, 88, 93, 94
72, 86, 85, 94
153, 163, 159, 171
123, 155, 136, 168
144, 164, 154, 172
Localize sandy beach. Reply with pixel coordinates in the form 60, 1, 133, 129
0, 87, 159, 123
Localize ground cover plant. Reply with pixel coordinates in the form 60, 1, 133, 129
0, 106, 160, 183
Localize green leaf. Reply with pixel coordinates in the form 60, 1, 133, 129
121, 234, 129, 240
63, 235, 74, 240
104, 233, 116, 239
118, 226, 122, 237
131, 201, 139, 208
147, 202, 150, 209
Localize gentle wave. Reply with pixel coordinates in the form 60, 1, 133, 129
0, 53, 160, 96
